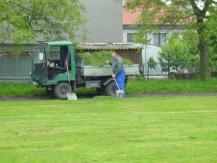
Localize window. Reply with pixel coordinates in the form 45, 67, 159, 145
49, 46, 70, 68
127, 33, 136, 43
153, 33, 166, 47
49, 46, 61, 60
33, 48, 45, 64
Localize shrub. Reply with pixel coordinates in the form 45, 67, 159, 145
159, 32, 199, 73
147, 57, 157, 69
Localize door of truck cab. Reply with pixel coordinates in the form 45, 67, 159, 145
32, 47, 48, 83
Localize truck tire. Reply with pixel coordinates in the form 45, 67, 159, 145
105, 81, 116, 96
54, 82, 71, 99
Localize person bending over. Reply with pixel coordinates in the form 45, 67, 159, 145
111, 52, 126, 96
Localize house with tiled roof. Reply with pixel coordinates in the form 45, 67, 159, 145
123, 8, 185, 46
122, 1, 186, 77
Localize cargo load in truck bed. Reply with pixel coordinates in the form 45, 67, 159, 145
77, 51, 134, 66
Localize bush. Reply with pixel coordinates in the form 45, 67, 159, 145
147, 57, 157, 69
159, 32, 199, 73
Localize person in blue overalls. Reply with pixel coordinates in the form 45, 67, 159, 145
111, 52, 126, 96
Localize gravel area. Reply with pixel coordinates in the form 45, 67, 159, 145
0, 92, 217, 102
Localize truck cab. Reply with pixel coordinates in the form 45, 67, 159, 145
32, 41, 76, 98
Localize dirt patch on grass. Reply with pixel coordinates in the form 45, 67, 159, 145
0, 92, 217, 102
0, 96, 52, 102
128, 92, 217, 97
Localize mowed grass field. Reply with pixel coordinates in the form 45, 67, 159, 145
0, 96, 217, 162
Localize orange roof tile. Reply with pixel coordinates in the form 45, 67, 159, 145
123, 9, 141, 25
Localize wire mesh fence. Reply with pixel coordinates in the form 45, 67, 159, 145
143, 61, 217, 79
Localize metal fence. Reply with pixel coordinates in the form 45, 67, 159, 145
0, 44, 36, 82
143, 61, 217, 79
0, 54, 32, 82
0, 43, 216, 82
0, 44, 142, 82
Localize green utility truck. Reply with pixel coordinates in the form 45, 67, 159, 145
31, 41, 140, 99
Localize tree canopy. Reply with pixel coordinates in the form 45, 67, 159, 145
126, 0, 217, 80
0, 0, 85, 43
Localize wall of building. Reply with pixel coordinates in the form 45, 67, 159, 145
80, 0, 123, 43
123, 25, 185, 45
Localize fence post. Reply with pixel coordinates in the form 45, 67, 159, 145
167, 62, 170, 78
147, 62, 149, 80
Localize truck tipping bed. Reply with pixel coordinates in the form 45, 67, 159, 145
77, 64, 140, 77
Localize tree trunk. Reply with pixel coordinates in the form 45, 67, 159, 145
198, 34, 211, 80
190, 0, 212, 80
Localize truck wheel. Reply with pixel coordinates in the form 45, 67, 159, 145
105, 81, 116, 96
54, 82, 71, 99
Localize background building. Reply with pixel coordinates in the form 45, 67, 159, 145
80, 0, 123, 43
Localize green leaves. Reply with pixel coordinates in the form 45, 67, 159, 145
0, 0, 85, 43
159, 31, 199, 72
127, 0, 216, 79
206, 7, 217, 51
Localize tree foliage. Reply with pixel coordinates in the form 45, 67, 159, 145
159, 32, 199, 73
0, 0, 85, 43
147, 57, 158, 69
206, 7, 217, 52
126, 0, 217, 80
159, 30, 217, 73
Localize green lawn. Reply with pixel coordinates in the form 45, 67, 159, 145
127, 78, 217, 94
0, 96, 217, 162
0, 78, 217, 97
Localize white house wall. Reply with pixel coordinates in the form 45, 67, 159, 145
123, 26, 185, 77
123, 27, 185, 44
